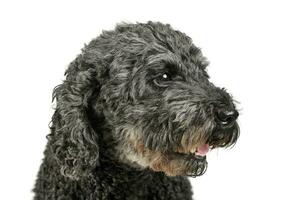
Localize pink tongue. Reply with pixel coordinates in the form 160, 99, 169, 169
195, 144, 210, 156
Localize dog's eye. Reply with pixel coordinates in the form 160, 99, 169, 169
153, 73, 172, 87
161, 73, 171, 80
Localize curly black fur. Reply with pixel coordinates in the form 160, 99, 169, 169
33, 21, 239, 200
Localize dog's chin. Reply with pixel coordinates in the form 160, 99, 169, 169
169, 151, 208, 177
146, 149, 208, 177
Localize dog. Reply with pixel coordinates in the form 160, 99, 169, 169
33, 21, 239, 200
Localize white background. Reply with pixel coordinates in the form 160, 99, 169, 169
0, 0, 300, 199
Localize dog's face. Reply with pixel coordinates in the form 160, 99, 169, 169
94, 23, 239, 177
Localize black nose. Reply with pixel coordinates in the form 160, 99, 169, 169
215, 109, 239, 127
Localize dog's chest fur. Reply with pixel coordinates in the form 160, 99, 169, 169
34, 155, 193, 200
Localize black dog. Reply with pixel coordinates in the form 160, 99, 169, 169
33, 21, 239, 200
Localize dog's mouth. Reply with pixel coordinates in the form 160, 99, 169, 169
146, 143, 209, 177
174, 143, 210, 158
191, 143, 210, 156
164, 125, 239, 177
122, 123, 239, 177
159, 143, 210, 177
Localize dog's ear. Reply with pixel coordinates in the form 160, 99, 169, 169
48, 53, 105, 180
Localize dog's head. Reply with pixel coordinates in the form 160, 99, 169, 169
49, 22, 239, 180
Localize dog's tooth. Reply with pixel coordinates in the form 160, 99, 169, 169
190, 148, 196, 154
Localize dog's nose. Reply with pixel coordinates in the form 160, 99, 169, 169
215, 109, 239, 127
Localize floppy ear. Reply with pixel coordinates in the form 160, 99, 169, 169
48, 54, 103, 180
